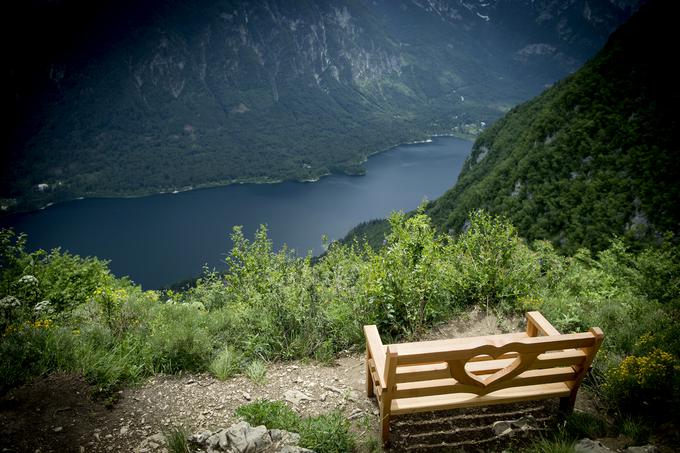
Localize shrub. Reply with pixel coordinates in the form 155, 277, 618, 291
603, 348, 679, 415
0, 322, 76, 389
147, 303, 213, 374
446, 210, 540, 311
362, 210, 452, 338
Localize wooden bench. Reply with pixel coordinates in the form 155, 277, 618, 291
363, 311, 604, 443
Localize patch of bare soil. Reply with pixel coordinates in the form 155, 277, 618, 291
0, 308, 598, 452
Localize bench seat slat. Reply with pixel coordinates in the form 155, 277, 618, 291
391, 382, 572, 415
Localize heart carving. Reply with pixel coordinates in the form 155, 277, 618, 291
448, 351, 539, 389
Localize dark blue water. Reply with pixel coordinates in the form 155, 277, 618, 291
5, 137, 471, 288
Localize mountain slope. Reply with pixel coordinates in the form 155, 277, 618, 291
426, 0, 679, 253
2, 0, 636, 213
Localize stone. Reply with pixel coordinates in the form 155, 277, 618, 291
53, 426, 63, 433
270, 429, 300, 446
622, 447, 659, 453
225, 422, 250, 452
574, 438, 615, 453
283, 390, 313, 406
190, 421, 309, 453
246, 425, 272, 451
348, 409, 364, 420
492, 415, 537, 437
191, 431, 213, 444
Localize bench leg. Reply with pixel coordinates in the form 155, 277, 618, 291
559, 393, 576, 413
380, 408, 390, 444
365, 352, 374, 398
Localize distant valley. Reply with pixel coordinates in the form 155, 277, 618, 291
2, 0, 638, 213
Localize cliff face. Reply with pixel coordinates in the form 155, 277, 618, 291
427, 0, 679, 253
2, 0, 637, 212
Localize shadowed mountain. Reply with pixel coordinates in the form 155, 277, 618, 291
2, 0, 637, 213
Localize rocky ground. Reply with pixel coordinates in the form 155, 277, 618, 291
0, 308, 667, 452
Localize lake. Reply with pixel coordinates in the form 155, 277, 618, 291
5, 137, 471, 288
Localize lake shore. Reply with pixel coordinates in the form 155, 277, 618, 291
2, 133, 471, 218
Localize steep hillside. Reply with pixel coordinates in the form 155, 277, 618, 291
2, 0, 636, 213
427, 0, 679, 253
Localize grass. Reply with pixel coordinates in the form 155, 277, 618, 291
236, 400, 355, 453
235, 400, 299, 429
524, 435, 576, 453
620, 416, 652, 444
563, 411, 609, 439
210, 345, 241, 380
244, 360, 267, 385
162, 427, 189, 453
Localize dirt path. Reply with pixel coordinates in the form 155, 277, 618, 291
1, 308, 583, 452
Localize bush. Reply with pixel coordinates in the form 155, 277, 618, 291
446, 210, 540, 310
603, 348, 679, 415
147, 303, 213, 374
362, 209, 453, 338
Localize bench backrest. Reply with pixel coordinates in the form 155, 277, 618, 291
387, 329, 602, 399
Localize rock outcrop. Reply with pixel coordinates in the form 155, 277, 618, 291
189, 421, 313, 453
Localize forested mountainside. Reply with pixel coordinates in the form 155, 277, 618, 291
2, 0, 637, 213
426, 0, 679, 254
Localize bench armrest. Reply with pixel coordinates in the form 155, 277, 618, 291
526, 311, 561, 336
364, 325, 387, 388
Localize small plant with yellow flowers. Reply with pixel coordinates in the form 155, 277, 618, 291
603, 348, 679, 413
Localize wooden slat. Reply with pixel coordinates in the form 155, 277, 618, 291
391, 382, 572, 415
394, 367, 576, 399
526, 311, 561, 336
387, 332, 528, 354
534, 350, 586, 369
364, 325, 387, 388
415, 350, 586, 379
393, 332, 597, 366
464, 358, 515, 374
396, 362, 450, 383
467, 352, 519, 362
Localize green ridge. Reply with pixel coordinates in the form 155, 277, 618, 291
427, 1, 679, 253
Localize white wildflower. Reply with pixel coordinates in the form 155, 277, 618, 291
18, 275, 39, 286
34, 300, 53, 314
0, 295, 21, 309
